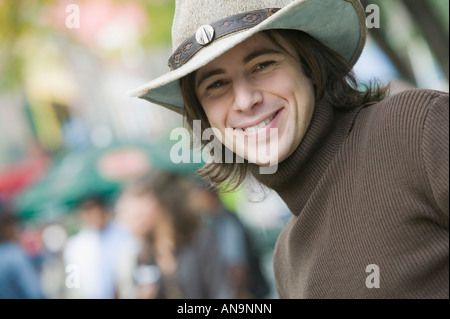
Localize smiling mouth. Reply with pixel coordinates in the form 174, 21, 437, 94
234, 111, 279, 133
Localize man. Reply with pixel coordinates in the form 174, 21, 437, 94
129, 0, 449, 298
63, 194, 133, 299
0, 203, 45, 299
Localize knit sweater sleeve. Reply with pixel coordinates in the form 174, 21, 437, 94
421, 92, 449, 218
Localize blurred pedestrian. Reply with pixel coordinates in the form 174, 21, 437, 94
62, 193, 134, 299
188, 178, 270, 299
0, 202, 45, 299
115, 171, 233, 299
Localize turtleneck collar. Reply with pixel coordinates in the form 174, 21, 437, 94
249, 99, 363, 216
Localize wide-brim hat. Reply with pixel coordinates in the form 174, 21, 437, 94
129, 0, 367, 114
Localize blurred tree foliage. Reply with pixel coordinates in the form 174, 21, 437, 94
136, 0, 175, 47
0, 0, 53, 91
0, 0, 175, 92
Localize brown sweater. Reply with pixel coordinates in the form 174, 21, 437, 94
251, 89, 449, 298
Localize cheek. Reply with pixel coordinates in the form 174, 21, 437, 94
203, 101, 230, 131
142, 200, 162, 224
261, 74, 288, 93
258, 71, 300, 108
279, 73, 315, 157
294, 81, 315, 124
118, 198, 162, 236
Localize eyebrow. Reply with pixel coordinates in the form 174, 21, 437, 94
243, 48, 282, 64
195, 47, 283, 89
196, 69, 226, 89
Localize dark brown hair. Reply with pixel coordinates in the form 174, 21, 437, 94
180, 29, 390, 191
0, 212, 17, 243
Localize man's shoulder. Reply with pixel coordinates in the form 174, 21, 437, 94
362, 88, 448, 124
375, 88, 447, 111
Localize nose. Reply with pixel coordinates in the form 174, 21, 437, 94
232, 76, 263, 113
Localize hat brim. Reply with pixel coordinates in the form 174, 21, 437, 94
128, 0, 367, 114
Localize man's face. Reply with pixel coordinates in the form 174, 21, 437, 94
79, 203, 108, 230
115, 193, 163, 237
195, 32, 315, 166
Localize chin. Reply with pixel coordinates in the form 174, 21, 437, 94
250, 149, 280, 167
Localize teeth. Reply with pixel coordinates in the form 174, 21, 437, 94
242, 113, 276, 132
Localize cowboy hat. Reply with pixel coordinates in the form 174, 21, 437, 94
128, 0, 367, 114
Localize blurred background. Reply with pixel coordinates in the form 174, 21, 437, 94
0, 0, 448, 299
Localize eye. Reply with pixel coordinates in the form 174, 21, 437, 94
254, 61, 275, 72
207, 79, 227, 90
